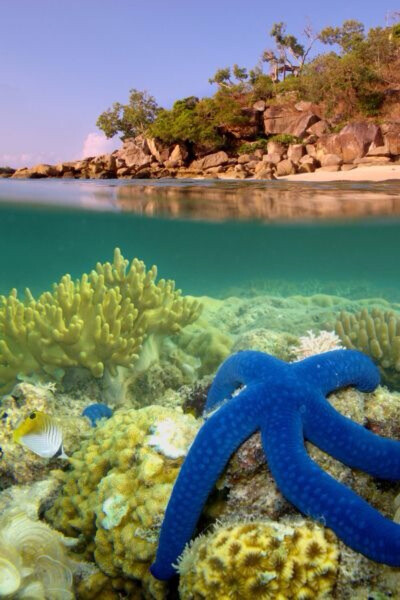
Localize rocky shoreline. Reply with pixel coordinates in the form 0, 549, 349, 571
2, 102, 400, 181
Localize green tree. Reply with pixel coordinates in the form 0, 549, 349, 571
262, 21, 318, 80
319, 20, 365, 53
96, 89, 159, 140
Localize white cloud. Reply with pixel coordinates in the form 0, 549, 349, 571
81, 132, 120, 159
0, 151, 60, 169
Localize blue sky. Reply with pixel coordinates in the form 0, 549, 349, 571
0, 0, 398, 167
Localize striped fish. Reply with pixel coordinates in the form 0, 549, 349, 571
13, 411, 68, 459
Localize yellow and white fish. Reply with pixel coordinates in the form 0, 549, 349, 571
13, 411, 68, 459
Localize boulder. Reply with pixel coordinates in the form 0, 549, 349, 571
384, 123, 400, 156
164, 143, 188, 168
317, 122, 383, 163
307, 120, 329, 137
299, 155, 318, 167
115, 136, 152, 169
276, 159, 297, 176
298, 162, 316, 173
287, 144, 305, 163
367, 144, 391, 157
320, 154, 343, 167
306, 144, 317, 157
190, 151, 229, 170
339, 122, 383, 162
12, 164, 57, 178
262, 153, 282, 165
237, 154, 251, 164
146, 137, 169, 163
263, 105, 320, 137
354, 156, 392, 165
266, 140, 286, 156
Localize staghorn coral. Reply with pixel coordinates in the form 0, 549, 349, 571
0, 248, 201, 393
0, 508, 76, 599
335, 308, 400, 387
46, 405, 200, 599
177, 519, 339, 600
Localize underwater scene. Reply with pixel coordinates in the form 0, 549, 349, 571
2, 179, 400, 599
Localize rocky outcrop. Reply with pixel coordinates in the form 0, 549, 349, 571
2, 102, 399, 182
0, 167, 15, 178
263, 105, 320, 137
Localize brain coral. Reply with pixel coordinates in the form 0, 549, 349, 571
0, 248, 201, 393
46, 405, 200, 599
177, 520, 339, 600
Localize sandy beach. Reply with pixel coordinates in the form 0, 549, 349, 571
279, 164, 400, 182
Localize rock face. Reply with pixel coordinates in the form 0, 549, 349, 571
317, 122, 383, 163
115, 136, 153, 169
263, 105, 320, 137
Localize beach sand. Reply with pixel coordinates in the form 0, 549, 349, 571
279, 164, 400, 182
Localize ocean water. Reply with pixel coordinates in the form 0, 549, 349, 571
2, 177, 400, 599
1, 178, 400, 299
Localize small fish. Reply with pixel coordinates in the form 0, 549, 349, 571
82, 403, 113, 427
13, 411, 68, 459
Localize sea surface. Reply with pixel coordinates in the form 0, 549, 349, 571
0, 178, 400, 300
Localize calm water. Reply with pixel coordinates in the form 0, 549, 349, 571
1, 178, 400, 299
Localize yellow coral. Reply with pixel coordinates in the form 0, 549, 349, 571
46, 405, 200, 599
0, 248, 201, 392
335, 308, 400, 386
0, 508, 75, 599
177, 520, 339, 600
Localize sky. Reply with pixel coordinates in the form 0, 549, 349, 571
0, 0, 399, 168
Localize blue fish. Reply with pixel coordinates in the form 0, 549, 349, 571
82, 403, 113, 427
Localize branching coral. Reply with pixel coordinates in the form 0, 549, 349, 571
0, 248, 201, 393
335, 308, 400, 387
45, 405, 200, 599
177, 519, 339, 600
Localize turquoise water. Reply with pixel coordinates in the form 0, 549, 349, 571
0, 178, 400, 299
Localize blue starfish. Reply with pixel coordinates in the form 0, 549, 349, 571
150, 349, 400, 580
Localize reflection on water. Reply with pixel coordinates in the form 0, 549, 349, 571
1, 178, 400, 221
115, 180, 400, 221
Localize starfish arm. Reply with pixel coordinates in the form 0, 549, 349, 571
291, 349, 380, 396
150, 384, 264, 580
302, 393, 400, 479
205, 350, 287, 413
262, 403, 400, 566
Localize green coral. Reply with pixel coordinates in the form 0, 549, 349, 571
0, 248, 201, 393
335, 308, 400, 387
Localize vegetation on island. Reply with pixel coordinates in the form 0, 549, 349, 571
97, 17, 400, 152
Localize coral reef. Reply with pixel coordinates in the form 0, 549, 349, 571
292, 329, 343, 360
335, 308, 400, 387
46, 405, 200, 599
0, 248, 201, 393
0, 382, 89, 488
232, 328, 298, 361
0, 508, 76, 598
177, 519, 339, 600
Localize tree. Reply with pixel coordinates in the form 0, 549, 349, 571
209, 64, 248, 88
319, 20, 365, 53
96, 89, 159, 140
262, 22, 318, 81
